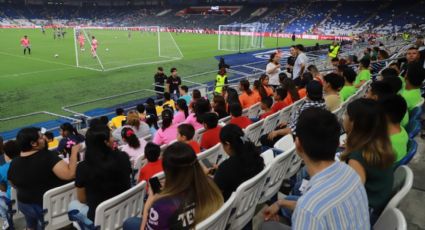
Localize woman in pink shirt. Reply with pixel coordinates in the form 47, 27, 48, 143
185, 98, 211, 130
173, 99, 189, 125
153, 109, 178, 145
119, 127, 147, 168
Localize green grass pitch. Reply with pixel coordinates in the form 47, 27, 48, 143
0, 28, 330, 131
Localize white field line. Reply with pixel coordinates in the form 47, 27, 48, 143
0, 67, 75, 79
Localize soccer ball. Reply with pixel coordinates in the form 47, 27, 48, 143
54, 54, 59, 58
105, 48, 109, 51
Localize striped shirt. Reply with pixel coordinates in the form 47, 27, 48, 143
292, 162, 370, 230
288, 99, 326, 135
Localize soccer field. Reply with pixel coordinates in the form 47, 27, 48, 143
0, 28, 330, 132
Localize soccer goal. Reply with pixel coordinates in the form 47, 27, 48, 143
218, 23, 268, 52
73, 26, 183, 71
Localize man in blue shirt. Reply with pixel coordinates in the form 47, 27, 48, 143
178, 85, 192, 105
262, 108, 370, 230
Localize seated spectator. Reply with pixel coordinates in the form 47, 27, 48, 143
112, 110, 150, 145
68, 125, 131, 226
224, 87, 241, 111
229, 103, 252, 129
173, 99, 189, 124
271, 87, 289, 113
212, 95, 229, 119
340, 98, 395, 224
261, 81, 326, 147
340, 67, 358, 102
389, 62, 401, 75
259, 96, 274, 120
119, 127, 148, 167
297, 72, 313, 98
145, 98, 159, 116
200, 113, 222, 150
185, 98, 211, 130
379, 95, 408, 163
281, 76, 300, 105
153, 109, 179, 145
126, 142, 223, 230
331, 57, 340, 69
262, 108, 370, 230
400, 62, 425, 112
189, 89, 202, 112
0, 140, 19, 198
214, 124, 264, 201
9, 127, 77, 230
136, 104, 146, 121
178, 85, 192, 105
57, 123, 85, 156
109, 108, 126, 129
145, 114, 159, 137
354, 59, 371, 88
378, 68, 404, 93
44, 131, 59, 149
239, 79, 261, 109
365, 81, 393, 101
162, 92, 176, 110
177, 124, 200, 154
258, 74, 274, 99
137, 143, 163, 185
307, 65, 323, 84
323, 73, 345, 111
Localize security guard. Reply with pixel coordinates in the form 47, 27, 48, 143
214, 67, 228, 95
328, 41, 340, 59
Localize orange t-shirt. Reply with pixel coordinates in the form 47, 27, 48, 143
239, 91, 261, 109
271, 100, 289, 113
264, 86, 274, 97
298, 88, 307, 99
187, 140, 201, 154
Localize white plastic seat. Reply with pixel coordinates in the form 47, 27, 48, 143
259, 146, 295, 203
197, 143, 223, 166
382, 166, 413, 213
219, 116, 231, 125
247, 102, 262, 118
43, 182, 76, 230
277, 105, 293, 124
194, 127, 207, 143
244, 119, 264, 146
133, 154, 147, 171
261, 111, 281, 136
196, 192, 237, 230
10, 187, 23, 220
260, 149, 275, 166
227, 166, 270, 230
273, 135, 302, 179
373, 208, 407, 230
94, 181, 147, 230
242, 108, 249, 117
273, 135, 295, 152
142, 134, 152, 142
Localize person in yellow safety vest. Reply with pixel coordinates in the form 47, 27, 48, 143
402, 32, 410, 41
214, 67, 228, 95
328, 41, 340, 58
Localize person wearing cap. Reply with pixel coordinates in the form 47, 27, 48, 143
154, 67, 167, 99
260, 81, 326, 147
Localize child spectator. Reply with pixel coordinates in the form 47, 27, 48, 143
259, 96, 274, 120
271, 88, 288, 113
153, 109, 178, 145
162, 92, 176, 110
401, 62, 425, 111
340, 67, 357, 102
280, 75, 300, 105
57, 123, 85, 156
224, 88, 241, 111
112, 110, 150, 145
173, 99, 189, 124
200, 113, 222, 150
257, 74, 274, 99
44, 131, 59, 149
354, 58, 371, 88
239, 79, 261, 109
145, 114, 159, 136
136, 104, 146, 121
185, 98, 211, 130
0, 140, 20, 198
297, 72, 313, 98
137, 142, 163, 184
212, 95, 229, 119
323, 73, 345, 111
109, 108, 126, 129
119, 127, 148, 167
177, 124, 201, 154
178, 85, 192, 105
229, 103, 252, 129
189, 89, 202, 112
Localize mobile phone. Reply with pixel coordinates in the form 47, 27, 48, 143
149, 177, 161, 194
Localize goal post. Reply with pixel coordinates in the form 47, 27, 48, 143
73, 26, 183, 72
218, 23, 268, 52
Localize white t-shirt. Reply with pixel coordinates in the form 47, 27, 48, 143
293, 52, 308, 80
266, 62, 281, 86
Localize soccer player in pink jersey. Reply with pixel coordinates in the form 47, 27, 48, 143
20, 35, 31, 55
91, 36, 98, 58
78, 33, 85, 51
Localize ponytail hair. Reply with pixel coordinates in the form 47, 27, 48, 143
240, 79, 252, 96
60, 122, 79, 137
121, 127, 140, 149
176, 99, 189, 118
219, 124, 264, 172
161, 109, 174, 131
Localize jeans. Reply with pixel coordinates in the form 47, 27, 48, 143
123, 217, 142, 230
68, 200, 94, 230
18, 202, 44, 230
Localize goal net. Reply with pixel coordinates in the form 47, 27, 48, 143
73, 26, 183, 71
218, 23, 268, 52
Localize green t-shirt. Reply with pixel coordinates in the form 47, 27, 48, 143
399, 76, 406, 94
347, 151, 394, 212
340, 85, 357, 102
355, 69, 371, 86
401, 88, 422, 112
401, 111, 409, 128
390, 127, 408, 162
